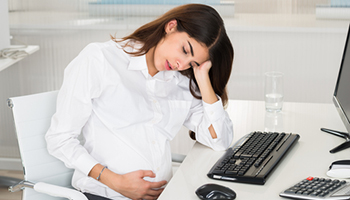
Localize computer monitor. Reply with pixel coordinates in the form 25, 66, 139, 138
321, 24, 350, 153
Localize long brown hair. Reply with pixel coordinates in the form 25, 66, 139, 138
112, 4, 234, 140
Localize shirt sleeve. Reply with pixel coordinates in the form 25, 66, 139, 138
45, 43, 104, 176
183, 97, 233, 151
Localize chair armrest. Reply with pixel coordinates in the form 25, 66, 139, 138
34, 182, 88, 200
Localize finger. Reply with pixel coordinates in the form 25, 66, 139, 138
143, 194, 161, 200
201, 60, 212, 70
140, 170, 156, 178
199, 60, 210, 67
150, 180, 167, 188
147, 188, 164, 196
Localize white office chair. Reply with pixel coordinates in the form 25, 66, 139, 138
8, 90, 87, 200
8, 91, 185, 200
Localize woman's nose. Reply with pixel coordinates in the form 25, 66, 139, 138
176, 61, 183, 70
177, 60, 190, 71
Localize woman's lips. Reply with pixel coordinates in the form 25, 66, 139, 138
165, 60, 172, 70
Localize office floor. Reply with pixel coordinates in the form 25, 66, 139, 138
0, 170, 23, 200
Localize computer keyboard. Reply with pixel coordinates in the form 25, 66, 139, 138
280, 176, 350, 200
207, 131, 300, 185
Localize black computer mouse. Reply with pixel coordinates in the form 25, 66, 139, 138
195, 183, 236, 200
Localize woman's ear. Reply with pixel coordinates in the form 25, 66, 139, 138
165, 19, 177, 34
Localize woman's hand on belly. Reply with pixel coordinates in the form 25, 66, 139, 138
102, 168, 167, 199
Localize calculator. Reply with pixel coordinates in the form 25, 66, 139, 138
279, 176, 350, 200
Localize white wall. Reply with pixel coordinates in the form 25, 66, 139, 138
0, 0, 10, 50
227, 27, 347, 103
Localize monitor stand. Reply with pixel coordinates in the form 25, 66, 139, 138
321, 128, 350, 153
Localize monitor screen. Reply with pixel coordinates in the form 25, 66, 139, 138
333, 24, 350, 134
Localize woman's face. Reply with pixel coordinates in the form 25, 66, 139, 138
147, 20, 209, 75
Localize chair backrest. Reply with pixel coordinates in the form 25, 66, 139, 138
8, 91, 74, 200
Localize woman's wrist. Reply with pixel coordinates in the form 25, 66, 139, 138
97, 166, 108, 181
99, 168, 123, 191
89, 164, 105, 180
89, 164, 123, 192
196, 74, 218, 104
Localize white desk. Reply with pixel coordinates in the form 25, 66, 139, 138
159, 100, 350, 200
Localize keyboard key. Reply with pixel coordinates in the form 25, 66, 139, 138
225, 170, 238, 175
285, 189, 299, 194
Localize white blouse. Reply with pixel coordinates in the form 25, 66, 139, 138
45, 40, 233, 199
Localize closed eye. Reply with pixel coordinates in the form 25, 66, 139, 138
189, 62, 200, 68
183, 47, 187, 55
